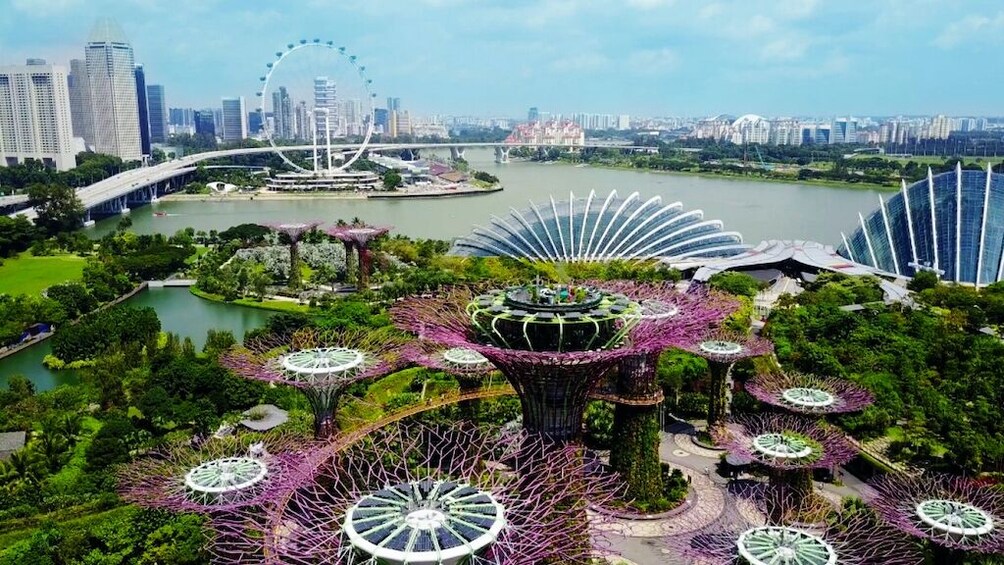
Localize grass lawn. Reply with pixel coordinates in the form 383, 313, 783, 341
0, 253, 86, 296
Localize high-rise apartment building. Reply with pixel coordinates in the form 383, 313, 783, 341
928, 115, 953, 140
85, 18, 141, 161
0, 61, 77, 170
134, 65, 150, 155
314, 77, 337, 141
66, 59, 93, 147
271, 86, 293, 139
830, 117, 857, 144
294, 101, 310, 140
220, 97, 247, 141
146, 84, 167, 143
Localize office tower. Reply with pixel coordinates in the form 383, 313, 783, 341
146, 85, 167, 143
67, 59, 94, 147
395, 110, 412, 138
168, 107, 193, 127
342, 98, 361, 136
271, 86, 293, 139
248, 109, 263, 136
0, 61, 76, 170
134, 65, 150, 155
830, 117, 857, 144
528, 106, 539, 123
85, 18, 141, 161
374, 108, 389, 134
314, 77, 337, 141
193, 109, 215, 137
387, 97, 401, 112
220, 97, 246, 141
294, 101, 310, 140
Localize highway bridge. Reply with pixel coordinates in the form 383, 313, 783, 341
6, 141, 655, 222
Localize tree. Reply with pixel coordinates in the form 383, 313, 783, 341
382, 170, 403, 189
27, 184, 86, 235
907, 270, 939, 292
708, 271, 763, 298
0, 215, 38, 257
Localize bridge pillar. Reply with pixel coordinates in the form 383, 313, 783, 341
119, 195, 130, 214
450, 146, 466, 161
494, 146, 510, 164
82, 209, 95, 228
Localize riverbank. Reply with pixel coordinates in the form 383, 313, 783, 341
189, 286, 310, 314
161, 184, 501, 202
568, 161, 899, 192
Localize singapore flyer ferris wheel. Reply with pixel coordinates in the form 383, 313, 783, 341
257, 39, 376, 174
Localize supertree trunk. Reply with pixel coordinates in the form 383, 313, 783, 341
288, 241, 302, 290
707, 360, 732, 428
302, 387, 342, 440
491, 356, 620, 444
341, 240, 355, 284
357, 247, 371, 290
609, 351, 663, 503
455, 373, 483, 421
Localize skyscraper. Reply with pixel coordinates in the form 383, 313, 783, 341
193, 109, 215, 137
146, 84, 167, 143
67, 59, 93, 147
248, 110, 263, 137
387, 97, 401, 112
134, 65, 150, 155
314, 77, 337, 141
0, 61, 77, 170
220, 97, 247, 141
374, 108, 389, 134
294, 101, 310, 140
271, 86, 293, 139
85, 18, 141, 161
527, 107, 539, 123
830, 117, 857, 144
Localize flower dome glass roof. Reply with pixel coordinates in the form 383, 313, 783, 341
450, 190, 747, 262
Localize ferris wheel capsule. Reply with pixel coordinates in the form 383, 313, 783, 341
287, 43, 294, 49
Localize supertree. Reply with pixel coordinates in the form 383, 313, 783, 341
587, 282, 737, 504
391, 283, 692, 445
666, 482, 923, 564
746, 372, 875, 416
867, 473, 1004, 562
219, 328, 409, 439
261, 221, 322, 290
118, 434, 313, 515
672, 329, 774, 428
403, 339, 497, 420
326, 224, 391, 290
210, 422, 623, 564
713, 413, 858, 507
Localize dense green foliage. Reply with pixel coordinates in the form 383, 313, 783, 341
51, 307, 160, 363
27, 185, 85, 236
708, 271, 763, 298
767, 274, 1004, 473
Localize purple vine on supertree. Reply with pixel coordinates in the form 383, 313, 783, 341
209, 422, 623, 564
260, 220, 323, 290
326, 224, 391, 289
746, 371, 875, 416
867, 473, 1004, 556
712, 413, 858, 472
219, 327, 409, 438
389, 283, 714, 442
117, 433, 314, 515
672, 328, 774, 427
665, 482, 924, 564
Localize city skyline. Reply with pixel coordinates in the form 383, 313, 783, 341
2, 0, 1003, 117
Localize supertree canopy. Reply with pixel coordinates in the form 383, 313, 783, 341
673, 329, 774, 427
261, 221, 322, 290
747, 372, 874, 416
219, 328, 408, 438
404, 340, 497, 420
211, 422, 622, 564
713, 414, 858, 503
118, 434, 311, 514
391, 282, 698, 443
867, 473, 1004, 558
666, 484, 923, 565
326, 224, 391, 290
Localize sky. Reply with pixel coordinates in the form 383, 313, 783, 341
1, 0, 1002, 118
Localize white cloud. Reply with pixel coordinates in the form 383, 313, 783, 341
759, 37, 809, 61
625, 0, 674, 9
11, 0, 82, 16
550, 52, 609, 72
698, 3, 724, 19
934, 12, 1004, 49
628, 48, 679, 73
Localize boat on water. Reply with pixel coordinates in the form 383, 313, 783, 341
152, 211, 168, 217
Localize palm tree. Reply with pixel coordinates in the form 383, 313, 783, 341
57, 413, 82, 448
37, 434, 68, 474
1, 449, 45, 486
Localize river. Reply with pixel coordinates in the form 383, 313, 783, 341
90, 148, 887, 244
0, 287, 272, 392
